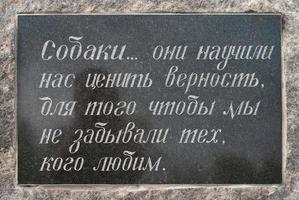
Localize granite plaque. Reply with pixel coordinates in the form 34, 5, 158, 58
17, 14, 282, 184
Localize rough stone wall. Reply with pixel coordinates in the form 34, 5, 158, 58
0, 0, 298, 199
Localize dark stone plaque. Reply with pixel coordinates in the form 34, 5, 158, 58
17, 14, 282, 184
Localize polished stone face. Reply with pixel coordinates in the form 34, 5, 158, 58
17, 14, 282, 184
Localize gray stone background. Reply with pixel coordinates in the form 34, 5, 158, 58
0, 0, 298, 199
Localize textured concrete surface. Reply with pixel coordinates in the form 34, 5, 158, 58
0, 0, 298, 199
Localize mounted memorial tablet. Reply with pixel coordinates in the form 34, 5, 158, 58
17, 14, 282, 184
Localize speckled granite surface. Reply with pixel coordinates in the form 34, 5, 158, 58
0, 0, 298, 199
